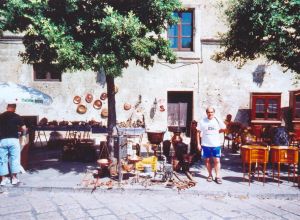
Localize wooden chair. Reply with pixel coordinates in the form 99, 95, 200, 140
241, 145, 269, 186
270, 146, 299, 186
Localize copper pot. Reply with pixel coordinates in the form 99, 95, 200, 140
77, 104, 87, 114
147, 131, 165, 145
93, 99, 102, 109
73, 96, 81, 104
85, 94, 93, 103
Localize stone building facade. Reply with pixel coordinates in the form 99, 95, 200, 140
0, 0, 297, 134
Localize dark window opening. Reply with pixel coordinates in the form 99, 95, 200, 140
33, 63, 62, 81
167, 91, 193, 136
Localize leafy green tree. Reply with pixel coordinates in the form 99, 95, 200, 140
0, 0, 181, 152
214, 0, 300, 73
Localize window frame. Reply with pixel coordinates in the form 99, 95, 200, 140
33, 63, 62, 82
251, 94, 281, 121
167, 10, 194, 52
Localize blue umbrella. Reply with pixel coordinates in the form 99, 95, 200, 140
0, 81, 53, 105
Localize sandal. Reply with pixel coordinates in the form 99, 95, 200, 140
215, 177, 222, 184
206, 176, 213, 182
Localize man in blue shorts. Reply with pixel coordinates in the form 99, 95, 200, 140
197, 107, 226, 184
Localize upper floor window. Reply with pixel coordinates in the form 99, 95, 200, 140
33, 63, 62, 81
168, 11, 193, 51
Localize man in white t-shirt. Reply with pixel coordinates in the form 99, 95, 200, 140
197, 107, 226, 184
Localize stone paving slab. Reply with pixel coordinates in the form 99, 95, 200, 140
1, 190, 299, 220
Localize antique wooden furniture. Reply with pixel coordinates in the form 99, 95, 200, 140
250, 92, 282, 142
270, 146, 299, 186
289, 89, 300, 146
241, 145, 269, 186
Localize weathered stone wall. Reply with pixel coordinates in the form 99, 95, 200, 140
0, 0, 297, 131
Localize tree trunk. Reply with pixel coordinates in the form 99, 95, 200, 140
106, 74, 117, 158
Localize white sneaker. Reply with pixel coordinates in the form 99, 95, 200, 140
0, 178, 11, 186
11, 178, 19, 185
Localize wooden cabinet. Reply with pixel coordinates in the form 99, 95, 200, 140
270, 146, 299, 185
289, 89, 300, 134
250, 92, 282, 139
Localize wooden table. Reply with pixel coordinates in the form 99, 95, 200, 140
270, 146, 299, 186
241, 145, 269, 185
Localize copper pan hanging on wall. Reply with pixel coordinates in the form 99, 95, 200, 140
73, 96, 81, 104
93, 99, 102, 110
100, 92, 107, 100
77, 104, 87, 114
123, 103, 131, 111
85, 93, 93, 103
101, 108, 108, 117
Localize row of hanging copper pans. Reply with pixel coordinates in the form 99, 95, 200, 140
76, 104, 108, 117
73, 93, 107, 104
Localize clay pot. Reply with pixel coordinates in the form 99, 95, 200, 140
93, 100, 102, 109
123, 103, 131, 111
85, 94, 93, 103
77, 104, 87, 114
101, 108, 108, 117
100, 92, 107, 100
73, 96, 81, 104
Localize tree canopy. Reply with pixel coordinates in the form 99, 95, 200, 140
0, 0, 181, 76
0, 0, 182, 138
214, 0, 300, 73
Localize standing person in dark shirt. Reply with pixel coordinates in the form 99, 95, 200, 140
0, 104, 26, 186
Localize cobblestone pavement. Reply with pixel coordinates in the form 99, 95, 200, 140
0, 147, 299, 219
0, 189, 300, 220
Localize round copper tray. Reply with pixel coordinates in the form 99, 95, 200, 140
101, 108, 108, 117
77, 104, 87, 114
100, 92, 107, 100
85, 94, 93, 103
93, 99, 102, 109
73, 96, 81, 104
124, 103, 131, 110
